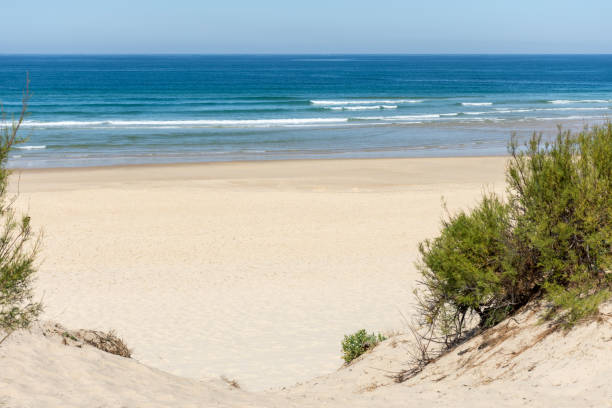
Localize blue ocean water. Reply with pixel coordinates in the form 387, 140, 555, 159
1, 55, 611, 168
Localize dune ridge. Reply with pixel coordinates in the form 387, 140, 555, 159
1, 302, 610, 407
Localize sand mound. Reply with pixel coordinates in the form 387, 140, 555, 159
282, 302, 612, 407
0, 322, 281, 408
1, 304, 610, 407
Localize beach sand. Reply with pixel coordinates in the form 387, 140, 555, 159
3, 301, 610, 407
10, 156, 508, 391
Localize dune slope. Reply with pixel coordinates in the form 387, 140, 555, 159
1, 303, 610, 408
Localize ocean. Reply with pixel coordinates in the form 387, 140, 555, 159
1, 54, 611, 168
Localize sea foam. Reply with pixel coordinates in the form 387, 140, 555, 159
311, 99, 423, 106
353, 114, 440, 121
549, 99, 610, 104
461, 102, 493, 106
537, 107, 609, 112
15, 145, 46, 150
328, 105, 398, 111
21, 118, 350, 128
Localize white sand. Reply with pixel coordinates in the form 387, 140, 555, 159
2, 302, 610, 407
2, 156, 611, 407
10, 157, 509, 391
282, 301, 612, 408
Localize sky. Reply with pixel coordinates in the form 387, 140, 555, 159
2, 0, 612, 54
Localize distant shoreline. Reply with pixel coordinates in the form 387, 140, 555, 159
10, 152, 512, 172
9, 116, 607, 170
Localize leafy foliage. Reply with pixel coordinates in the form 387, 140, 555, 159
417, 124, 612, 348
417, 195, 515, 346
0, 78, 42, 331
341, 329, 386, 364
507, 126, 612, 325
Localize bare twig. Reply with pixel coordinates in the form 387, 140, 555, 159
0, 331, 12, 346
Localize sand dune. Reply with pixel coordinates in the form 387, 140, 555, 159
1, 302, 610, 407
2, 157, 610, 407
9, 157, 507, 390
284, 301, 612, 407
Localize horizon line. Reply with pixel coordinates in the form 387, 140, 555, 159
1, 52, 612, 56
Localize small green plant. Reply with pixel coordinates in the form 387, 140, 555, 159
341, 329, 386, 364
62, 332, 78, 342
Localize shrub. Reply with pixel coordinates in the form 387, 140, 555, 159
341, 329, 386, 364
416, 124, 612, 348
0, 78, 42, 333
507, 126, 612, 325
417, 195, 515, 346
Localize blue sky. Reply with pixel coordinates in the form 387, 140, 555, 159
3, 0, 611, 54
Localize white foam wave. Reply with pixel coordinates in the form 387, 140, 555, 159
464, 111, 488, 115
354, 114, 440, 121
15, 145, 46, 150
537, 107, 609, 112
549, 99, 610, 104
328, 105, 398, 111
311, 99, 423, 106
493, 107, 610, 114
21, 118, 350, 128
108, 118, 349, 126
461, 102, 493, 106
494, 108, 532, 113
21, 121, 106, 127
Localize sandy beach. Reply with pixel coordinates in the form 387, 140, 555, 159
11, 156, 508, 390
3, 5, 612, 406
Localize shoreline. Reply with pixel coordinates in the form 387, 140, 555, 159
10, 116, 608, 171
11, 153, 510, 173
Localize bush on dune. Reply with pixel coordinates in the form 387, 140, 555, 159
417, 194, 516, 346
508, 125, 612, 324
417, 124, 612, 350
0, 79, 42, 335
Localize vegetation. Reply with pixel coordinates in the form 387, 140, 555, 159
0, 78, 42, 334
82, 329, 132, 358
341, 329, 386, 364
416, 124, 612, 351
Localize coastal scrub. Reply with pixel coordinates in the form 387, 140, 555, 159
417, 124, 612, 349
0, 79, 42, 333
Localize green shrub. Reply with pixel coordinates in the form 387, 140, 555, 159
418, 195, 515, 345
341, 329, 386, 364
508, 125, 612, 325
0, 79, 42, 332
417, 124, 612, 346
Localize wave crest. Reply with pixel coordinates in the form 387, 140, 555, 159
549, 99, 610, 104
21, 118, 350, 128
311, 99, 422, 106
328, 105, 398, 111
15, 145, 46, 150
